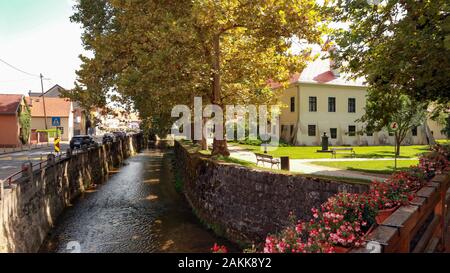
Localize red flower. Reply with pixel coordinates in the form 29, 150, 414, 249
211, 243, 228, 253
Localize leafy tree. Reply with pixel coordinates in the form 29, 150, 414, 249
329, 0, 450, 109
359, 92, 427, 156
70, 0, 326, 156
439, 113, 450, 139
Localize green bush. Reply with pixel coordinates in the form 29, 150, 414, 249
18, 100, 31, 145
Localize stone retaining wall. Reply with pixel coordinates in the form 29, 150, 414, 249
174, 141, 370, 245
0, 134, 143, 253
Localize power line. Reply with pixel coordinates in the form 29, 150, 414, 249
0, 57, 51, 80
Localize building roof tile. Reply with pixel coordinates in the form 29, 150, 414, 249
29, 97, 72, 117
0, 94, 23, 115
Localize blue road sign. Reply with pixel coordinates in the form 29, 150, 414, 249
52, 117, 61, 127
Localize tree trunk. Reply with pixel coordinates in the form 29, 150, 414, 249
201, 117, 208, 150
395, 132, 401, 156
211, 34, 229, 157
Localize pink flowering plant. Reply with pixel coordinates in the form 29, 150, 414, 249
370, 175, 415, 210
263, 214, 334, 253
419, 145, 449, 179
262, 145, 449, 253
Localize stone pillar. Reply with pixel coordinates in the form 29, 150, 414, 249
47, 154, 56, 166
21, 161, 32, 178
321, 132, 329, 151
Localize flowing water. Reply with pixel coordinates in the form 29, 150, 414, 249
39, 149, 236, 253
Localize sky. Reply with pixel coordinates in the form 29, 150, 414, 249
0, 0, 85, 95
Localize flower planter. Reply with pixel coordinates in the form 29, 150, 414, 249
376, 206, 400, 224
333, 224, 375, 253
333, 246, 351, 253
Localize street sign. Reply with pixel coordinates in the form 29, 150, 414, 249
52, 117, 61, 127
54, 137, 60, 153
389, 121, 399, 132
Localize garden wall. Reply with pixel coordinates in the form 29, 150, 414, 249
0, 134, 144, 253
174, 141, 370, 244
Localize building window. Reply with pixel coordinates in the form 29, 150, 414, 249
348, 98, 356, 113
309, 97, 317, 112
348, 125, 356, 136
328, 97, 336, 112
290, 97, 295, 112
308, 125, 316, 136
330, 128, 337, 139
412, 126, 418, 136
290, 125, 294, 136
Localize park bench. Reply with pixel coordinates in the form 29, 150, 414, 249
255, 153, 280, 169
331, 147, 356, 159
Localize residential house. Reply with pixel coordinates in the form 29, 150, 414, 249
0, 94, 29, 147
28, 97, 74, 141
277, 50, 445, 146
29, 84, 87, 135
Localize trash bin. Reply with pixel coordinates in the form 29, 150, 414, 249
280, 156, 290, 171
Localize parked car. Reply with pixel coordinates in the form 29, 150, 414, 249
112, 131, 126, 140
102, 133, 115, 144
70, 135, 96, 150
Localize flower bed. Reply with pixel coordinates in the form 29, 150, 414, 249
262, 144, 450, 253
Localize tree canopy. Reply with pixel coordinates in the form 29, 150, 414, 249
69, 0, 327, 155
329, 0, 450, 108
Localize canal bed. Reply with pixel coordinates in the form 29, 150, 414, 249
39, 149, 236, 253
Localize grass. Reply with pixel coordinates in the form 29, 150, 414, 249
311, 159, 419, 175
214, 155, 371, 184
231, 143, 429, 159
178, 141, 371, 185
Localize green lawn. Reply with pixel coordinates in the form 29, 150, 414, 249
231, 143, 429, 159
311, 159, 419, 175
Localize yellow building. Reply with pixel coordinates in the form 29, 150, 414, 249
29, 97, 74, 141
278, 51, 446, 146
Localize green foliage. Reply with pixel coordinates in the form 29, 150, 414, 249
18, 99, 31, 145
330, 0, 450, 106
443, 115, 450, 138
358, 93, 427, 155
70, 0, 327, 152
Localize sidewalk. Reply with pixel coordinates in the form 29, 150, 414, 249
0, 143, 51, 156
228, 145, 387, 182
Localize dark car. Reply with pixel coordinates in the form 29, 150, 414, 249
102, 133, 115, 144
112, 131, 126, 140
70, 135, 96, 150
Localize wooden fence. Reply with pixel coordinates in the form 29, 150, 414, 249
354, 173, 450, 253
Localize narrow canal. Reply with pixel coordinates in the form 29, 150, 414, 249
39, 149, 235, 253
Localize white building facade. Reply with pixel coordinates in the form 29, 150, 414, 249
279, 52, 445, 146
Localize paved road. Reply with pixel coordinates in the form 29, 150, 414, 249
0, 144, 69, 179
39, 149, 235, 253
228, 145, 388, 181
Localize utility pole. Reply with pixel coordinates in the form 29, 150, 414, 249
40, 73, 48, 129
